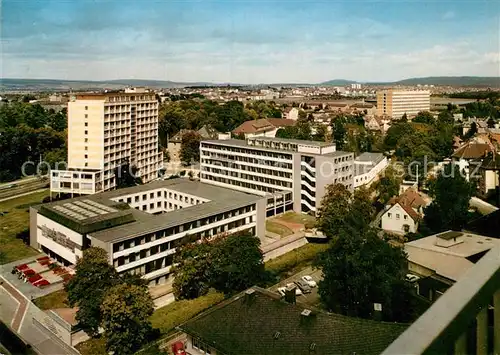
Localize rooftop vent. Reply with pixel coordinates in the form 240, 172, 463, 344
245, 288, 255, 296
301, 309, 312, 317
244, 288, 256, 302
435, 231, 464, 248
273, 331, 281, 339
309, 343, 317, 351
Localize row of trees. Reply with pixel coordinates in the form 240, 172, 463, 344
172, 231, 266, 299
158, 99, 283, 148
0, 102, 67, 181
66, 248, 155, 354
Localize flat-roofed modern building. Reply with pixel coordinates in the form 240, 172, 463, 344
376, 89, 430, 119
200, 137, 354, 215
50, 87, 163, 195
30, 179, 265, 286
353, 152, 389, 188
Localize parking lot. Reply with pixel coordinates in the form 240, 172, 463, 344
268, 266, 323, 307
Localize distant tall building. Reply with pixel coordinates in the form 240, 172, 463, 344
50, 88, 163, 195
376, 89, 430, 119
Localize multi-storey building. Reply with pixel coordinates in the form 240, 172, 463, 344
200, 137, 354, 215
376, 89, 430, 119
30, 179, 265, 286
50, 87, 163, 195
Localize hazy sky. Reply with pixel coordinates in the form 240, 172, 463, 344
2, 0, 499, 83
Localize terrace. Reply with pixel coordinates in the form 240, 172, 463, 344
383, 246, 500, 355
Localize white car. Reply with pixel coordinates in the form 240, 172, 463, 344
301, 275, 317, 288
277, 287, 286, 297
286, 283, 303, 295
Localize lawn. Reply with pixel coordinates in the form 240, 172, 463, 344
276, 212, 316, 228
265, 220, 293, 237
33, 289, 69, 310
265, 242, 329, 280
76, 291, 225, 355
0, 191, 49, 264
150, 290, 224, 335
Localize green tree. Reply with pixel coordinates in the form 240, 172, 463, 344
210, 232, 265, 294
375, 165, 403, 205
465, 122, 478, 139
312, 124, 328, 142
315, 227, 415, 322
437, 110, 454, 125
331, 119, 347, 150
115, 159, 143, 188
413, 111, 435, 124
316, 184, 374, 237
65, 247, 119, 336
101, 283, 154, 355
487, 118, 496, 128
423, 164, 474, 234
172, 241, 213, 299
401, 113, 408, 122
180, 131, 202, 165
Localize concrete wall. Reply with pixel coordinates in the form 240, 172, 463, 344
29, 207, 39, 248
262, 233, 308, 262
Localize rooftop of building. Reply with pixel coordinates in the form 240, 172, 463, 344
405, 230, 500, 281
202, 137, 353, 157
451, 141, 493, 160
355, 152, 385, 164
36, 179, 263, 243
177, 286, 408, 355
232, 118, 296, 134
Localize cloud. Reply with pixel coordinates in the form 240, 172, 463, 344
442, 11, 456, 20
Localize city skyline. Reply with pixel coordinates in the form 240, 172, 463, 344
2, 0, 499, 84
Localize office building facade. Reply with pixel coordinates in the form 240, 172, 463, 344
30, 179, 266, 286
376, 89, 430, 119
50, 88, 163, 195
200, 137, 354, 215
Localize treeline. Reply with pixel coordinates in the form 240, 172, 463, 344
448, 91, 500, 100
0, 102, 67, 181
158, 99, 282, 147
384, 110, 456, 179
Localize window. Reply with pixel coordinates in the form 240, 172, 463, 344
84, 115, 88, 119
84, 130, 88, 135
150, 192, 154, 199
84, 154, 88, 159
396, 214, 400, 220
85, 146, 88, 150
84, 162, 88, 167
135, 196, 139, 202
388, 213, 392, 218
84, 106, 88, 110
84, 138, 88, 143
157, 191, 161, 197
404, 215, 408, 220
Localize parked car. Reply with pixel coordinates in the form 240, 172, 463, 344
286, 283, 303, 296
295, 280, 312, 294
405, 274, 420, 283
171, 341, 187, 355
301, 275, 317, 288
277, 287, 286, 297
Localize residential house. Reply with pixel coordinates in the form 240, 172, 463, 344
177, 286, 407, 355
404, 230, 500, 302
168, 125, 220, 163
232, 118, 296, 139
478, 152, 500, 199
364, 115, 391, 134
451, 139, 493, 181
381, 188, 427, 234
283, 107, 300, 120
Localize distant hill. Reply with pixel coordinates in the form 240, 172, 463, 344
1, 76, 499, 92
392, 76, 500, 87
0, 78, 216, 91
319, 79, 358, 86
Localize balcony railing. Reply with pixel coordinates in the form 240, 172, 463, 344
383, 246, 500, 355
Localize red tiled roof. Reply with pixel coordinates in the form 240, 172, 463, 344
233, 119, 296, 134
452, 142, 492, 160
388, 188, 426, 221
